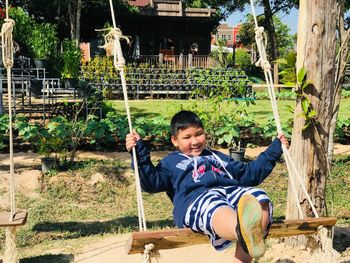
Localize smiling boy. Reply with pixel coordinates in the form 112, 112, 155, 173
126, 110, 288, 262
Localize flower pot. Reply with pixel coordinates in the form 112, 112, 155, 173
64, 78, 78, 89
41, 157, 56, 173
33, 58, 47, 69
229, 148, 245, 162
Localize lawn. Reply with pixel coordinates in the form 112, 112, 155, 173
0, 97, 349, 261
108, 98, 350, 126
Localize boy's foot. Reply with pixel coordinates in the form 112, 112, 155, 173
236, 193, 265, 258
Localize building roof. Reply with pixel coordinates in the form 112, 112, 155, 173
128, 0, 216, 17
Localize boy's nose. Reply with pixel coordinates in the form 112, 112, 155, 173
191, 138, 199, 145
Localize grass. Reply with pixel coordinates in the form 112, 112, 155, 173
0, 98, 349, 261
0, 153, 348, 262
108, 97, 350, 126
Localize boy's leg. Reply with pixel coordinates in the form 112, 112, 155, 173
211, 193, 266, 259
211, 206, 253, 263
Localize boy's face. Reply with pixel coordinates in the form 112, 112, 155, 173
171, 126, 206, 156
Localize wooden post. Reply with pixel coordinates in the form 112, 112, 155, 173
179, 53, 183, 70
188, 54, 193, 68
159, 53, 164, 65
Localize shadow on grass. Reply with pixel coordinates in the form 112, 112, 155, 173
32, 216, 174, 239
334, 225, 350, 253
20, 254, 74, 263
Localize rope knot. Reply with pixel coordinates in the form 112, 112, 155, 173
142, 243, 159, 263
97, 27, 130, 71
254, 26, 265, 40
1, 18, 15, 69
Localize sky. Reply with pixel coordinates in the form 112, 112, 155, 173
224, 7, 299, 34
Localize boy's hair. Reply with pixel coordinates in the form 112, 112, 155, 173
170, 110, 204, 136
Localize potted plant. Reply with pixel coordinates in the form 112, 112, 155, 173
29, 22, 58, 68
38, 137, 58, 173
228, 138, 245, 162
61, 39, 83, 90
215, 117, 245, 161
16, 118, 56, 172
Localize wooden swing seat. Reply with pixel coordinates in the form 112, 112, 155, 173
126, 217, 337, 254
0, 211, 27, 227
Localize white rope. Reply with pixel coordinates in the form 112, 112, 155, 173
2, 3, 19, 263
107, 0, 147, 232
142, 243, 160, 263
1, 0, 16, 222
249, 0, 319, 218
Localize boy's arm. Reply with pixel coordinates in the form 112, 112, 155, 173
132, 140, 173, 193
226, 138, 283, 186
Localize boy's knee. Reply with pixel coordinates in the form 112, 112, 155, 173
260, 201, 270, 211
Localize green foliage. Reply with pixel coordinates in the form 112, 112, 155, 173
276, 51, 316, 130
0, 114, 9, 149
238, 14, 295, 57
7, 7, 34, 55
85, 115, 115, 149
235, 49, 252, 71
335, 117, 350, 141
190, 75, 255, 148
342, 89, 350, 98
16, 116, 68, 158
210, 39, 234, 69
61, 39, 83, 79
276, 51, 297, 87
29, 22, 58, 59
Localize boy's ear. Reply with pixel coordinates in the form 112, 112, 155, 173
171, 135, 178, 147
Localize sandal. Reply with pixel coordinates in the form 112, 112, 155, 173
236, 193, 265, 258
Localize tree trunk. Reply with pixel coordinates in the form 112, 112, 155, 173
328, 2, 350, 161
286, 0, 340, 260
68, 0, 82, 45
261, 0, 279, 61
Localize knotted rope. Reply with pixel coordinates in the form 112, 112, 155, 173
143, 243, 160, 263
1, 16, 16, 220
105, 1, 155, 261
249, 0, 319, 219
1, 2, 20, 262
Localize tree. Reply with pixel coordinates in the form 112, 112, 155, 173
7, 0, 138, 43
210, 39, 234, 69
238, 14, 295, 58
286, 0, 349, 259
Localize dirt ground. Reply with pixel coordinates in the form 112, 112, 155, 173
0, 144, 350, 262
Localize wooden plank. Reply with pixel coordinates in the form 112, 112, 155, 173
126, 217, 337, 254
0, 211, 28, 227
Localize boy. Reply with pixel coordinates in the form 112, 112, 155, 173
126, 110, 288, 263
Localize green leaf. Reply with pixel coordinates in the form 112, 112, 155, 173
308, 110, 317, 118
301, 98, 310, 114
223, 134, 232, 144
297, 67, 306, 83
275, 58, 288, 65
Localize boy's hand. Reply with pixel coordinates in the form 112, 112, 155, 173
277, 133, 289, 148
126, 129, 141, 152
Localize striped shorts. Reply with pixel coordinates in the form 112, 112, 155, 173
183, 186, 273, 251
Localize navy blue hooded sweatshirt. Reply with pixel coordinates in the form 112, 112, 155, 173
134, 138, 283, 227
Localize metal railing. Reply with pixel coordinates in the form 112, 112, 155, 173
137, 54, 219, 69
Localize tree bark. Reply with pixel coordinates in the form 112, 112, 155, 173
68, 0, 82, 45
286, 1, 340, 258
328, 2, 350, 161
261, 0, 279, 61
